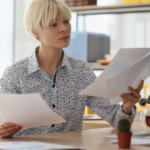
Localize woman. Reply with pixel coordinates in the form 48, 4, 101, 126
0, 0, 143, 138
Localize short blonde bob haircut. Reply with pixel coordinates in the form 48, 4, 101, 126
24, 0, 72, 41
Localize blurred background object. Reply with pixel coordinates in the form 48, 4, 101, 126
104, 54, 114, 61
131, 0, 140, 3
141, 0, 150, 2
123, 0, 131, 3
123, 0, 150, 3
63, 32, 110, 62
63, 0, 97, 7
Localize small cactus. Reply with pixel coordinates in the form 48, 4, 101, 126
117, 117, 131, 132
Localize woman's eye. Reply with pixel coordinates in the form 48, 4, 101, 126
52, 24, 57, 27
64, 21, 69, 23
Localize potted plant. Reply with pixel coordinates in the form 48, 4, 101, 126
117, 116, 132, 149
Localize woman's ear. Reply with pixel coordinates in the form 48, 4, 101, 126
33, 32, 39, 38
33, 32, 40, 41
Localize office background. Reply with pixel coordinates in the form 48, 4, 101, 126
1, 0, 150, 97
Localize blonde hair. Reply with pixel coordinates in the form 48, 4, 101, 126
24, 0, 71, 41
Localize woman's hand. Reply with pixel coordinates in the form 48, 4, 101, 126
0, 122, 22, 138
120, 80, 144, 115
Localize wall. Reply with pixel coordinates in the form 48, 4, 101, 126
0, 0, 14, 78
14, 0, 39, 62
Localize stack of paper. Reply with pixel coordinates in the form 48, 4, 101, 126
80, 48, 150, 104
0, 141, 83, 150
0, 94, 66, 131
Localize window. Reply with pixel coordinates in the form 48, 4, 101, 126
0, 0, 14, 78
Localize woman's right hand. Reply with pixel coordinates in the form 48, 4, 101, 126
0, 122, 22, 138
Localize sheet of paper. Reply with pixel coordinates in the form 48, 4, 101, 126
0, 141, 82, 149
106, 53, 150, 104
0, 93, 66, 131
110, 138, 150, 145
79, 48, 150, 104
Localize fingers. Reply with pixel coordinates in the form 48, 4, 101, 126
0, 126, 22, 138
128, 87, 141, 99
121, 80, 143, 101
136, 80, 144, 93
0, 123, 15, 129
0, 124, 20, 135
121, 93, 139, 103
0, 123, 22, 138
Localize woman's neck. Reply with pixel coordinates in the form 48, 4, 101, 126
36, 45, 63, 79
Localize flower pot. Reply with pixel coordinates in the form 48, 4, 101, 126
117, 132, 132, 149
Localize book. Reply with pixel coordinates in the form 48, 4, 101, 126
141, 0, 150, 2
64, 0, 96, 7
131, 0, 140, 3
123, 0, 131, 3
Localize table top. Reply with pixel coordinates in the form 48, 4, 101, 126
82, 116, 142, 129
82, 119, 111, 129
0, 121, 149, 150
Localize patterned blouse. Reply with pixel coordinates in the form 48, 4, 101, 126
0, 46, 136, 136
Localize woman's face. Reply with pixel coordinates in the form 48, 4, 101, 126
37, 11, 71, 49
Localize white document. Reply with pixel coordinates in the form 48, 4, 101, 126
0, 141, 82, 149
79, 48, 150, 104
0, 93, 66, 131
110, 138, 150, 145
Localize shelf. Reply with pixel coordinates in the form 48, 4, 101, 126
91, 65, 107, 70
70, 3, 150, 15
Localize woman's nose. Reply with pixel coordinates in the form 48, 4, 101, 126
60, 23, 68, 33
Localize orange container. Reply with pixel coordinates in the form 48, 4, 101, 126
117, 132, 132, 148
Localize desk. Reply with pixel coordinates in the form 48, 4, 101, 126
82, 120, 111, 129
0, 122, 149, 150
82, 120, 141, 130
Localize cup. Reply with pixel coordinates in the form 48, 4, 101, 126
140, 109, 150, 131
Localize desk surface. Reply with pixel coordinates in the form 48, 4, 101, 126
0, 122, 149, 150
82, 120, 141, 130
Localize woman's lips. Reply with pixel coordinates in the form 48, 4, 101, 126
59, 36, 69, 40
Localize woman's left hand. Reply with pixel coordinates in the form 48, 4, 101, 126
120, 80, 144, 115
